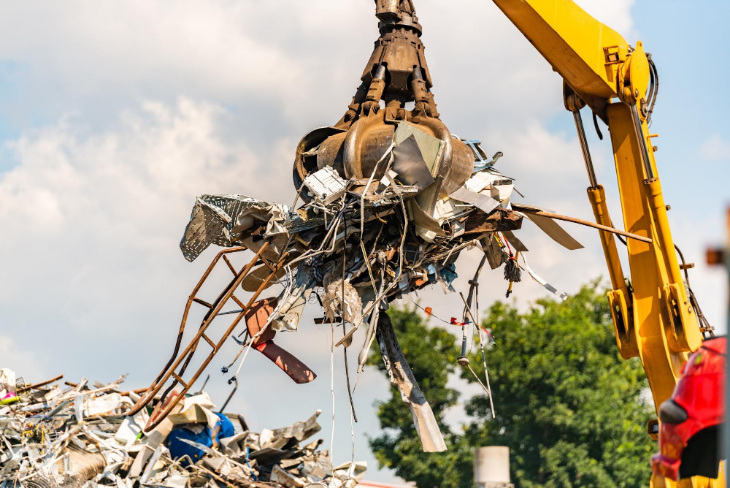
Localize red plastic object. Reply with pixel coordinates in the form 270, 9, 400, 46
245, 298, 317, 384
255, 341, 317, 384
651, 337, 726, 480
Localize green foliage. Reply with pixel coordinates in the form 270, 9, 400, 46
368, 284, 655, 488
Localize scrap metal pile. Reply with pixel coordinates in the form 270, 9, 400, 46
0, 370, 364, 488
180, 129, 525, 351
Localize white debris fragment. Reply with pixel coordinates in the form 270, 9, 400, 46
303, 166, 348, 205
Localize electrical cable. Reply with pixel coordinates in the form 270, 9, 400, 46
412, 302, 452, 326
464, 254, 487, 355
463, 254, 487, 323
592, 111, 604, 140
459, 291, 496, 419
647, 55, 659, 127
341, 213, 358, 423
674, 244, 714, 336
329, 318, 336, 462
472, 261, 495, 419
463, 362, 494, 417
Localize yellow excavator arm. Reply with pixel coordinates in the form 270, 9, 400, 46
491, 1, 719, 486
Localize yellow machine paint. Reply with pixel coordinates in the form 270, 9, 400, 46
491, 0, 721, 486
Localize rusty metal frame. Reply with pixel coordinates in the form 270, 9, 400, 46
126, 242, 289, 431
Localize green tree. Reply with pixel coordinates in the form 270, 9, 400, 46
368, 284, 655, 487
367, 307, 473, 488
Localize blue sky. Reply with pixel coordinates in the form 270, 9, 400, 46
0, 1, 727, 484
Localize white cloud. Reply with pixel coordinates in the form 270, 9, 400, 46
0, 3, 303, 96
0, 99, 282, 363
575, 0, 636, 39
0, 334, 45, 382
0, 0, 636, 137
700, 134, 730, 161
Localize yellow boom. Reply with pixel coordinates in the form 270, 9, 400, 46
491, 1, 720, 486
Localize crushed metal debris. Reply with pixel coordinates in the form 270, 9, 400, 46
126, 0, 626, 455
0, 371, 365, 488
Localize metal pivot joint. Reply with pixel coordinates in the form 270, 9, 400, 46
564, 83, 598, 188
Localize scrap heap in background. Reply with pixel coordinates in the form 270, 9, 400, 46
168, 0, 584, 454
0, 370, 364, 488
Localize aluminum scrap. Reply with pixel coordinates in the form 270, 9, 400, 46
0, 371, 366, 488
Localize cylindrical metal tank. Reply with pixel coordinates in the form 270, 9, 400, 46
474, 446, 513, 488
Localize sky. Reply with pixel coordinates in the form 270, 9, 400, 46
0, 0, 728, 484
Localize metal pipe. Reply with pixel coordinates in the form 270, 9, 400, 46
219, 377, 238, 413
511, 204, 652, 243
460, 324, 468, 358
571, 110, 598, 187
587, 186, 629, 292
628, 103, 656, 180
